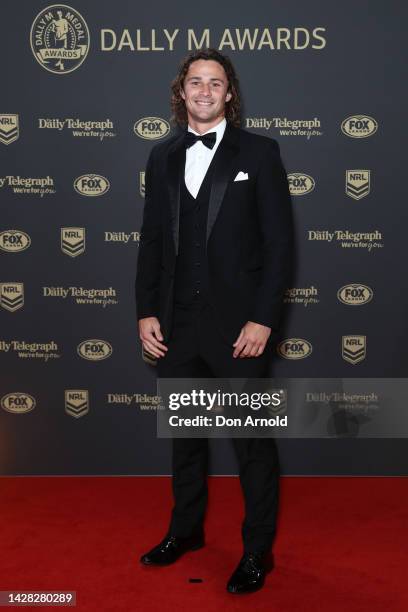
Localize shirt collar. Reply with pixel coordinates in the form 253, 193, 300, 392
187, 117, 227, 145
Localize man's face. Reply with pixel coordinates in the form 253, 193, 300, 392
180, 59, 232, 125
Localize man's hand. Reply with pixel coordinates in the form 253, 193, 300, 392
232, 321, 272, 358
139, 317, 168, 358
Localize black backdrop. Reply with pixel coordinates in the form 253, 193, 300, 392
1, 0, 407, 475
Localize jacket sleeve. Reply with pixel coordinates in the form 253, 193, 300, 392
135, 146, 162, 320
248, 139, 293, 330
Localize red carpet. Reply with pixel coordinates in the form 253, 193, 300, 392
0, 476, 407, 611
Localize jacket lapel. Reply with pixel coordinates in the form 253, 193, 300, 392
166, 132, 186, 255
206, 123, 240, 244
166, 122, 240, 254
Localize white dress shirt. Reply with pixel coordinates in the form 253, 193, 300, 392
184, 117, 226, 198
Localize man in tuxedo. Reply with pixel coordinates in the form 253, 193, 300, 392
135, 48, 293, 594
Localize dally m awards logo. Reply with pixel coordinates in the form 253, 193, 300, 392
139, 171, 145, 197
277, 338, 313, 359
342, 335, 366, 364
337, 284, 373, 306
287, 173, 315, 196
341, 115, 378, 138
1, 392, 36, 414
134, 117, 170, 140
0, 283, 24, 312
0, 230, 31, 253
77, 339, 112, 361
65, 389, 89, 418
74, 174, 110, 196
61, 227, 85, 257
346, 170, 370, 200
30, 5, 90, 74
0, 114, 19, 145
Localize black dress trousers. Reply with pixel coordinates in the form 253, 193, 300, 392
157, 300, 280, 554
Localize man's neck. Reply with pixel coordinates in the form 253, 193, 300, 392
187, 115, 226, 135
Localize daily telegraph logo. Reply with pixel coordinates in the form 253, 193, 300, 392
104, 231, 140, 243
337, 284, 373, 306
0, 230, 31, 253
30, 5, 90, 74
139, 172, 145, 197
342, 335, 366, 364
0, 114, 19, 145
107, 393, 163, 410
284, 286, 319, 307
0, 175, 56, 196
133, 117, 170, 140
0, 340, 60, 361
341, 115, 378, 138
1, 392, 36, 414
346, 170, 370, 200
77, 339, 112, 361
277, 338, 312, 359
287, 173, 315, 196
308, 230, 383, 251
74, 174, 110, 196
38, 118, 116, 139
61, 227, 85, 257
0, 283, 24, 312
43, 286, 118, 307
245, 117, 323, 138
65, 389, 89, 418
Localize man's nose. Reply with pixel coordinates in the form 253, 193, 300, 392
200, 83, 211, 95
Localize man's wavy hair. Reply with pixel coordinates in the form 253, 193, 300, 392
170, 48, 241, 128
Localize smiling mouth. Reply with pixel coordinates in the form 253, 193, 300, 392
195, 100, 213, 106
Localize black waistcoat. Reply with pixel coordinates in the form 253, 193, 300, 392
173, 150, 218, 308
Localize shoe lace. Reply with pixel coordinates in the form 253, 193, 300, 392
242, 553, 263, 573
160, 536, 177, 550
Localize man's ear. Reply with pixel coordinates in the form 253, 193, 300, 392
225, 91, 232, 103
180, 87, 185, 100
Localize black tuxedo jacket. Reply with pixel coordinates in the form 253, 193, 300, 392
135, 121, 293, 344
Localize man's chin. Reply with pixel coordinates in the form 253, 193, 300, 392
189, 111, 223, 124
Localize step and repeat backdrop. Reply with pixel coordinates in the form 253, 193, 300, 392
1, 1, 407, 475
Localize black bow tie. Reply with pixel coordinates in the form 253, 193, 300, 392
184, 131, 217, 150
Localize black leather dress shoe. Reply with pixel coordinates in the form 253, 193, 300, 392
226, 551, 273, 594
140, 533, 204, 566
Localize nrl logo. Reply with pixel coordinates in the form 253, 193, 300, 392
61, 227, 85, 257
346, 170, 370, 200
342, 335, 366, 364
0, 114, 19, 145
30, 5, 90, 74
0, 282, 24, 312
139, 171, 145, 197
65, 389, 89, 418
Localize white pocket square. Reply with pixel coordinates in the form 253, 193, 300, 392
234, 171, 249, 182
